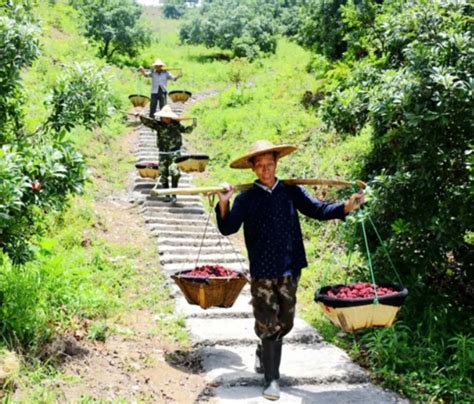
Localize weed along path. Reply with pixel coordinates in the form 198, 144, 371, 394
132, 94, 407, 403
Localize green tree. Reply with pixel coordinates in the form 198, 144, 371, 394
0, 3, 113, 263
295, 0, 382, 60
73, 0, 150, 60
320, 0, 473, 326
163, 0, 187, 19
179, 0, 278, 60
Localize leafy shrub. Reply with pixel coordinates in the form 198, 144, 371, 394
45, 63, 112, 133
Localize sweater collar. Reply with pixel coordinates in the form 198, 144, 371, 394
254, 178, 282, 194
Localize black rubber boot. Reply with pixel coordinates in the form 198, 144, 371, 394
170, 177, 179, 204
254, 343, 263, 374
262, 339, 282, 400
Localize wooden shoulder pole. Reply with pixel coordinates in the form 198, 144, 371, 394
150, 178, 366, 197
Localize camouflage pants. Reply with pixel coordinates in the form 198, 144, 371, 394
250, 276, 299, 340
159, 154, 181, 188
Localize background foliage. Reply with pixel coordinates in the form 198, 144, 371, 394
179, 0, 279, 60
0, 2, 113, 263
70, 0, 151, 60
185, 0, 473, 400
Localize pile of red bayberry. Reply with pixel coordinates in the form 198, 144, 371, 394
184, 265, 239, 278
324, 282, 397, 299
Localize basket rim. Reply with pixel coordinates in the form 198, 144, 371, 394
168, 90, 192, 96
135, 162, 159, 169
172, 269, 248, 283
315, 283, 408, 308
175, 154, 210, 163
128, 94, 151, 100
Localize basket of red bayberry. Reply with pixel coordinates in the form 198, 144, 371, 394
315, 282, 408, 332
172, 265, 248, 309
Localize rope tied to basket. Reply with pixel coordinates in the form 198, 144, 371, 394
319, 181, 403, 304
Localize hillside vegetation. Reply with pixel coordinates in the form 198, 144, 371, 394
0, 0, 471, 402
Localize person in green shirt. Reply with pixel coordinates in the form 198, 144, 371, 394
154, 105, 196, 202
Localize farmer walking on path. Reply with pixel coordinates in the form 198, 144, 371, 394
154, 105, 196, 203
139, 58, 181, 118
215, 140, 364, 401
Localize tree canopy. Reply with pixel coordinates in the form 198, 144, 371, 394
179, 0, 279, 60
0, 2, 113, 263
71, 0, 151, 60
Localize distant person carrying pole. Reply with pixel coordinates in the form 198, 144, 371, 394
154, 105, 196, 203
139, 58, 182, 118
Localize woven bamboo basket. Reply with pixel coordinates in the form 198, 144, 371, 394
315, 284, 408, 333
172, 271, 248, 309
129, 94, 150, 107
175, 154, 209, 173
168, 90, 192, 103
135, 162, 159, 178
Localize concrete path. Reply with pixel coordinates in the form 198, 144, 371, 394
131, 98, 406, 403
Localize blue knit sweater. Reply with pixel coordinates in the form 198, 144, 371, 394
215, 181, 346, 279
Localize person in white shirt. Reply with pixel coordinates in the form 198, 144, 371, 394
139, 58, 181, 118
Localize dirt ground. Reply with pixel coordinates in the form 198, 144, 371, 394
15, 122, 212, 403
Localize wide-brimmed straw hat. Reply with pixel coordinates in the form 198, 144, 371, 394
155, 105, 179, 120
230, 140, 297, 169
153, 58, 166, 67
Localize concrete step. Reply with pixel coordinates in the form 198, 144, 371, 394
158, 245, 238, 255
201, 343, 368, 386
138, 185, 196, 195
150, 223, 219, 233
143, 195, 202, 207
186, 318, 321, 346
144, 217, 208, 226
144, 211, 207, 220
158, 237, 233, 248
154, 230, 223, 239
159, 253, 246, 265
136, 151, 158, 155
145, 192, 198, 201
135, 178, 157, 184
212, 383, 407, 404
141, 201, 203, 209
144, 206, 205, 215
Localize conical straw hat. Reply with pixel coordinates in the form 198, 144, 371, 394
153, 58, 166, 67
155, 105, 179, 120
230, 140, 297, 169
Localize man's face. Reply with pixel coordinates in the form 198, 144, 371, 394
252, 153, 277, 186
161, 117, 172, 124
154, 65, 163, 72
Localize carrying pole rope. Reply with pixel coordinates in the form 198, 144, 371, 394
360, 218, 379, 304
367, 214, 403, 285
352, 181, 378, 303
194, 196, 215, 268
